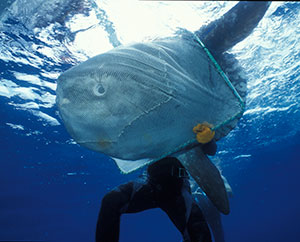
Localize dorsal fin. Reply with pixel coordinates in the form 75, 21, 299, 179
196, 2, 271, 55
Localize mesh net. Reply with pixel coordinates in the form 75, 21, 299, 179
56, 31, 245, 173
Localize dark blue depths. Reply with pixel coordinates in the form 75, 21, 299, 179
1, 102, 300, 242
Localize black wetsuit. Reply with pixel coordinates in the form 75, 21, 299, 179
96, 141, 217, 242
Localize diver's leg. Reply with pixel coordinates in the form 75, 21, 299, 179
187, 202, 213, 242
196, 193, 225, 242
95, 182, 134, 242
95, 180, 156, 242
160, 183, 212, 242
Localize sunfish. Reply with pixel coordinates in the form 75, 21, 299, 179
56, 1, 270, 215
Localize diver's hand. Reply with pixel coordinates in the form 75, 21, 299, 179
193, 123, 215, 144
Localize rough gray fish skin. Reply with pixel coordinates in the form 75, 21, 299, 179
56, 33, 242, 161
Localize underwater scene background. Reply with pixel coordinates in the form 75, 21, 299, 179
0, 1, 300, 241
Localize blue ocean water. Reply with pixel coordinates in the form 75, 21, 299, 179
1, 1, 300, 242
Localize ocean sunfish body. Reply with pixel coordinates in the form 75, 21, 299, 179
56, 2, 270, 215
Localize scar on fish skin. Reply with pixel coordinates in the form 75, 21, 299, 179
98, 139, 112, 149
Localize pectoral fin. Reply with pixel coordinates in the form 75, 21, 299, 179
176, 146, 230, 215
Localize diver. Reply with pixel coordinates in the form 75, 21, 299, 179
95, 139, 217, 242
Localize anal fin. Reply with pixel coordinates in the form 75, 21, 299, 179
177, 146, 230, 215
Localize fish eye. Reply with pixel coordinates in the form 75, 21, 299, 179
93, 83, 106, 96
